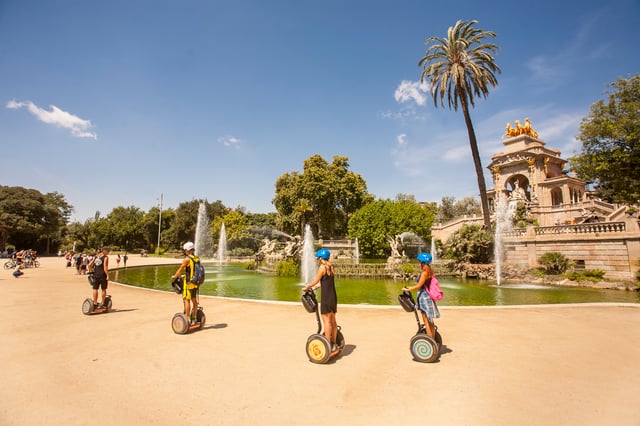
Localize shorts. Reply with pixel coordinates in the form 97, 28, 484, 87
417, 289, 440, 321
182, 284, 199, 300
92, 276, 108, 291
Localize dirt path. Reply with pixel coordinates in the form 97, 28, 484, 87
1, 256, 638, 425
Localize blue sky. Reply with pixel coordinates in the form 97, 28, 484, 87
1, 0, 638, 222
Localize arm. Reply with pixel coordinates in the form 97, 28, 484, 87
403, 268, 431, 292
171, 258, 190, 280
103, 256, 109, 280
302, 265, 326, 292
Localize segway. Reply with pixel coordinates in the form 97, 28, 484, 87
171, 276, 206, 334
83, 272, 113, 315
398, 290, 442, 363
301, 290, 345, 364
82, 295, 113, 315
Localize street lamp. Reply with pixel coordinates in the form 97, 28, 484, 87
157, 193, 163, 255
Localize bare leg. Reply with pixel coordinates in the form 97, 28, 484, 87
322, 314, 333, 344
101, 289, 107, 305
422, 312, 435, 338
92, 288, 98, 305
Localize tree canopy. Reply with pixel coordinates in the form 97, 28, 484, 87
272, 154, 372, 238
0, 186, 72, 252
569, 74, 640, 204
347, 199, 436, 258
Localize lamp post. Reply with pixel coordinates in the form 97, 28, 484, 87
157, 193, 163, 255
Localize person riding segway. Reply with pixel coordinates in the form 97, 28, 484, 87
400, 252, 443, 362
170, 242, 206, 334
301, 248, 344, 363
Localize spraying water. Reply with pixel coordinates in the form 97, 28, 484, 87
194, 203, 213, 258
301, 224, 317, 284
430, 237, 437, 262
217, 222, 227, 266
494, 196, 516, 285
354, 238, 360, 264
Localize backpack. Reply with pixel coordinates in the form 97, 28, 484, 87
188, 255, 205, 285
426, 276, 443, 301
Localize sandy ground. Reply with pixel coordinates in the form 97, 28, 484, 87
1, 255, 639, 426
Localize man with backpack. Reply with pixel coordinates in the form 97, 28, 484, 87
171, 242, 205, 325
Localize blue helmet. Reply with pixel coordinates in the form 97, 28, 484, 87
315, 248, 330, 260
416, 252, 432, 265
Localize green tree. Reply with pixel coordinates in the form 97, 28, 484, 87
347, 199, 436, 257
569, 74, 640, 204
164, 200, 228, 250
437, 196, 481, 223
0, 186, 72, 253
443, 224, 493, 263
103, 206, 146, 250
273, 154, 371, 238
419, 20, 501, 230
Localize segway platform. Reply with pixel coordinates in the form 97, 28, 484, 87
398, 291, 442, 363
172, 307, 206, 334
82, 295, 113, 315
302, 290, 345, 364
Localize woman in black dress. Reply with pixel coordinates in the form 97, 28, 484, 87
303, 248, 338, 352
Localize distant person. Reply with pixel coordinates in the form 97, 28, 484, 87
88, 246, 110, 307
171, 242, 201, 325
403, 252, 440, 339
123, 253, 128, 268
116, 254, 121, 267
303, 248, 339, 352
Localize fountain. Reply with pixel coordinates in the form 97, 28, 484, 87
430, 237, 437, 262
300, 224, 317, 284
217, 222, 227, 266
353, 238, 360, 264
194, 203, 213, 258
494, 195, 516, 285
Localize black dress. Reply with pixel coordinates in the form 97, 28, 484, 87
320, 271, 337, 314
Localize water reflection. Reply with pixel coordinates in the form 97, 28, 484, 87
112, 264, 640, 307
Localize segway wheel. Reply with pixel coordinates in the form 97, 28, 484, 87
306, 334, 331, 364
82, 298, 94, 315
196, 308, 206, 329
336, 327, 345, 350
435, 331, 443, 347
104, 296, 113, 312
410, 333, 439, 363
172, 313, 190, 334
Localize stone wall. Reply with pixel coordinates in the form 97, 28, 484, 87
501, 218, 640, 281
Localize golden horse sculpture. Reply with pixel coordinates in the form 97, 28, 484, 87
504, 118, 539, 139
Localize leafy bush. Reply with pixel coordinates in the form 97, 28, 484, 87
565, 269, 605, 282
443, 225, 494, 263
539, 252, 574, 274
275, 259, 299, 277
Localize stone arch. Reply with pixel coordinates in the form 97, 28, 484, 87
505, 174, 530, 201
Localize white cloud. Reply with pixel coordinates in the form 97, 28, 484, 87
394, 80, 430, 106
7, 100, 97, 139
218, 135, 242, 148
396, 133, 408, 146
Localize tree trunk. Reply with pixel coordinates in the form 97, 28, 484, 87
460, 98, 492, 230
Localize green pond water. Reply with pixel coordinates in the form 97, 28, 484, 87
111, 264, 640, 306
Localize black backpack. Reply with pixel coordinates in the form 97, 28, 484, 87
189, 255, 205, 285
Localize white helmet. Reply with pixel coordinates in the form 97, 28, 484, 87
183, 242, 195, 251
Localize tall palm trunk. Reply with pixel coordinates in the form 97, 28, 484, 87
460, 96, 491, 230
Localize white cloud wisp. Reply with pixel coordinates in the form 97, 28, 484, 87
7, 100, 97, 139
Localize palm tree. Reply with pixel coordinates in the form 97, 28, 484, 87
419, 20, 501, 230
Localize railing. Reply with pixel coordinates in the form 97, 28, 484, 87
534, 221, 626, 235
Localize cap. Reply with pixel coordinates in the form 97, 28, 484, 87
183, 242, 195, 251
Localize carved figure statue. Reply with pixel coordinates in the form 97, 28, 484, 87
388, 235, 403, 258
283, 236, 301, 259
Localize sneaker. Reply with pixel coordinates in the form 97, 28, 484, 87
190, 317, 197, 325
331, 344, 339, 352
